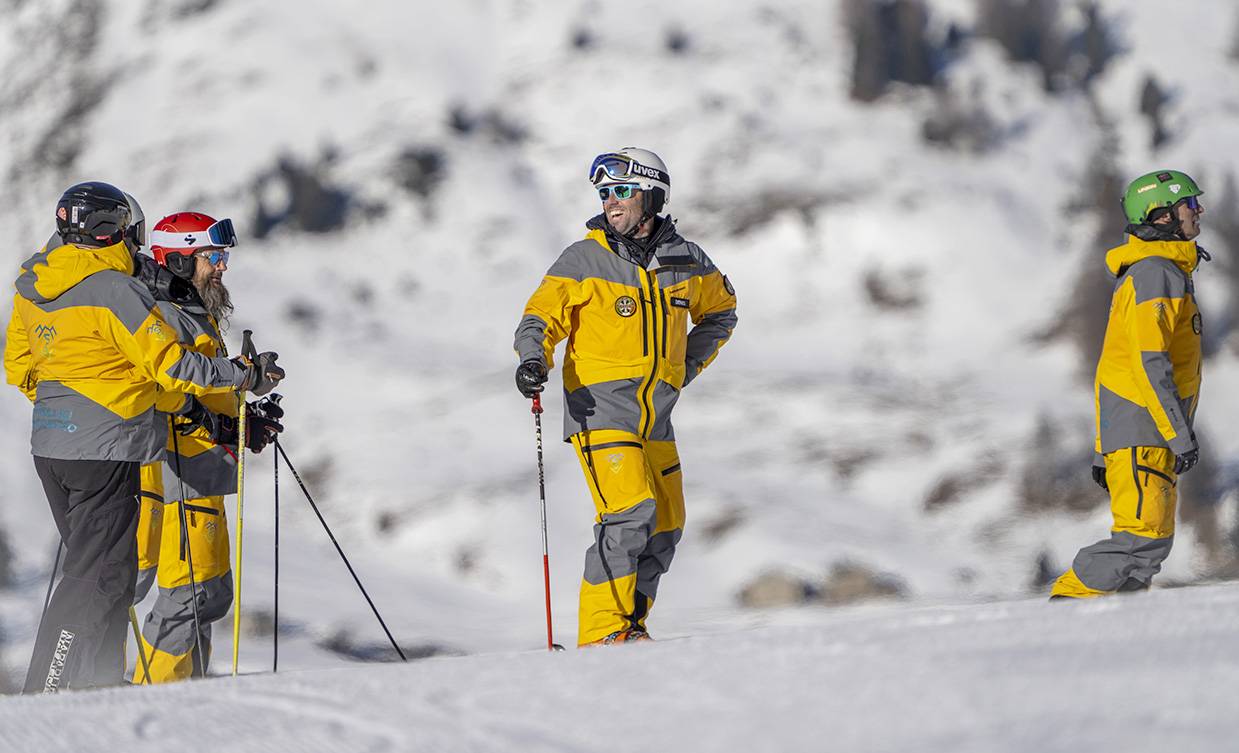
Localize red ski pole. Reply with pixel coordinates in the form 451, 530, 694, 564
531, 393, 564, 652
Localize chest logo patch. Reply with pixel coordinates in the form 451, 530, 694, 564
1192, 312, 1202, 334
670, 296, 690, 309
615, 296, 637, 318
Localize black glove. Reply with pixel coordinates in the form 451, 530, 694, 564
1090, 465, 1108, 491
515, 360, 548, 398
176, 397, 231, 444
236, 351, 285, 396
1174, 448, 1199, 475
175, 397, 283, 453
245, 395, 285, 453
242, 409, 283, 453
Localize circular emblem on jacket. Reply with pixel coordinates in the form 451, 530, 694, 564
615, 295, 637, 318
1192, 313, 1202, 334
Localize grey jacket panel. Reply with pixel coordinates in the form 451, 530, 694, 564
684, 308, 738, 382
31, 381, 164, 463
564, 378, 644, 440
1126, 257, 1188, 304
648, 380, 681, 442
1139, 351, 1195, 454
547, 239, 644, 287
513, 314, 550, 365
1098, 383, 1195, 454
31, 270, 157, 333
163, 442, 237, 500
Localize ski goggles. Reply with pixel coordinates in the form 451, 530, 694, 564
149, 217, 238, 250
194, 248, 230, 266
598, 184, 640, 201
588, 153, 669, 186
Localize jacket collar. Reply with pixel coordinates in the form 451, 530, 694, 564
1105, 234, 1200, 277
584, 214, 679, 267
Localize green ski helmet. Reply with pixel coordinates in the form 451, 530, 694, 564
1121, 169, 1203, 225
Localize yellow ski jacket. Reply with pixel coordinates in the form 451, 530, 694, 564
152, 298, 240, 499
515, 215, 737, 441
1094, 235, 1203, 456
4, 236, 249, 462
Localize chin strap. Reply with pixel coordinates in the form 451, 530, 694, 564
1126, 222, 1186, 242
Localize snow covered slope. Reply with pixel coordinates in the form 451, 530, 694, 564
3, 583, 1239, 752
2, 0, 1239, 685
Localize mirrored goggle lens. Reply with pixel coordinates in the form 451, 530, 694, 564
195, 249, 230, 266
1183, 196, 1201, 211
206, 218, 237, 247
598, 184, 639, 200
589, 155, 633, 184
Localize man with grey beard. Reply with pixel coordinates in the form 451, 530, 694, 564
130, 211, 282, 681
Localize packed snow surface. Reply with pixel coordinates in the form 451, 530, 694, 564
2, 583, 1237, 752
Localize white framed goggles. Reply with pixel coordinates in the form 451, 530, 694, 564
588, 153, 669, 186
149, 217, 238, 250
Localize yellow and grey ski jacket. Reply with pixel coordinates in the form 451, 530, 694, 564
4, 235, 249, 462
1094, 235, 1203, 456
152, 299, 239, 500
515, 215, 737, 441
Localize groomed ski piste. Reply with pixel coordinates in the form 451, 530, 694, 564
4, 0, 1239, 747
1, 584, 1238, 752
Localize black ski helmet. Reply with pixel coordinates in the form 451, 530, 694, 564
55, 181, 133, 248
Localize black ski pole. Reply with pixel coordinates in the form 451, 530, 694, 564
273, 435, 280, 673
274, 441, 407, 662
170, 425, 208, 678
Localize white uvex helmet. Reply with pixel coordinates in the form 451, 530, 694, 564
588, 147, 671, 213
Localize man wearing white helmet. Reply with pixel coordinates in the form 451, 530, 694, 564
513, 148, 738, 646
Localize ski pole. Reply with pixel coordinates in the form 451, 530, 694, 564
274, 441, 407, 662
232, 329, 256, 676
170, 427, 208, 678
128, 607, 151, 684
273, 434, 280, 674
531, 394, 563, 652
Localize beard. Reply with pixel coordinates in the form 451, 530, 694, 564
195, 277, 234, 330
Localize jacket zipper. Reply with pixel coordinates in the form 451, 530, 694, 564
639, 269, 661, 438
658, 287, 669, 359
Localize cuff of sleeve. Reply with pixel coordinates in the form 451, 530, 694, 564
1168, 433, 1197, 456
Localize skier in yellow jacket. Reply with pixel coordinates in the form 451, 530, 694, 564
130, 212, 283, 682
1052, 169, 1208, 599
513, 148, 737, 645
4, 182, 285, 692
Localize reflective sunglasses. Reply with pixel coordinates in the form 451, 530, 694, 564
598, 183, 640, 201
194, 248, 230, 266
1181, 196, 1202, 211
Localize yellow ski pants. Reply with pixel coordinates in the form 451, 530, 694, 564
133, 463, 232, 683
571, 429, 684, 646
1052, 446, 1177, 598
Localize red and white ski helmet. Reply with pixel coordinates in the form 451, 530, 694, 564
149, 212, 237, 278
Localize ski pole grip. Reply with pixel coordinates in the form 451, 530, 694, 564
241, 329, 257, 360
531, 393, 543, 415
